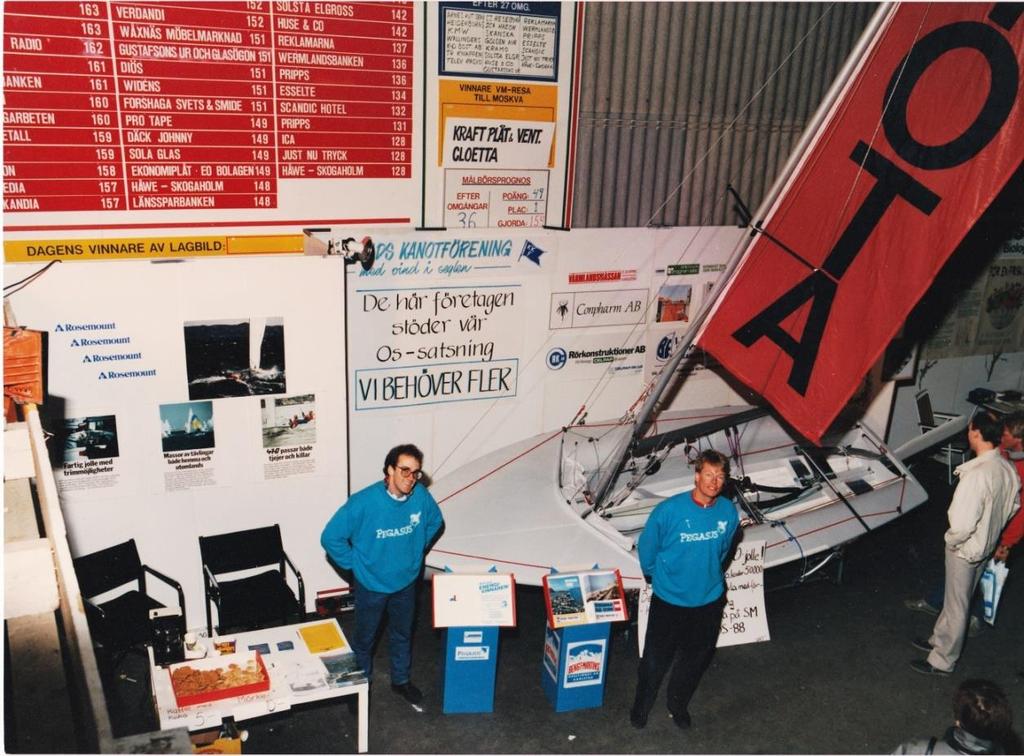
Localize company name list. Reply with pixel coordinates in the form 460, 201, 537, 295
3, 0, 413, 213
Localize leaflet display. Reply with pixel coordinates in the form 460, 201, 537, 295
541, 569, 627, 629
432, 573, 516, 628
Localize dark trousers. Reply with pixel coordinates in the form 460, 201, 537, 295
352, 579, 417, 683
633, 593, 726, 718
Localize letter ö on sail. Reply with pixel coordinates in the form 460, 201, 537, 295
731, 4, 1022, 396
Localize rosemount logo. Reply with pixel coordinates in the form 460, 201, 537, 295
546, 347, 567, 370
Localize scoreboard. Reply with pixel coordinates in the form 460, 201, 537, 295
3, 1, 414, 214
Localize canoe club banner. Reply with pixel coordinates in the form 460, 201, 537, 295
699, 3, 1024, 443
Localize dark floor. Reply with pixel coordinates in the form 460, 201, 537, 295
104, 461, 1024, 754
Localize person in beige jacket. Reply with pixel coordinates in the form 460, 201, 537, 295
910, 411, 1021, 676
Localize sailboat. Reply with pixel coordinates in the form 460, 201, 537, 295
424, 405, 927, 588
423, 2, 1020, 588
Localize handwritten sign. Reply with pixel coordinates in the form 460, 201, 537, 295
444, 118, 554, 168
717, 540, 770, 647
636, 540, 769, 656
351, 272, 529, 412
439, 3, 560, 80
444, 170, 549, 230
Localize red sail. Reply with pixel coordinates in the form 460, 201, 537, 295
698, 3, 1024, 443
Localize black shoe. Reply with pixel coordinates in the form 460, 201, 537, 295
909, 659, 951, 676
910, 637, 932, 653
629, 706, 648, 729
391, 681, 423, 705
670, 709, 692, 730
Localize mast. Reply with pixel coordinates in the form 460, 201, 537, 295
590, 2, 897, 509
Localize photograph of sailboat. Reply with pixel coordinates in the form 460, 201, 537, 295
184, 317, 286, 400
261, 393, 316, 448
160, 401, 214, 452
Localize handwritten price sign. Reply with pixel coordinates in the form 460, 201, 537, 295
636, 539, 770, 656
717, 540, 770, 647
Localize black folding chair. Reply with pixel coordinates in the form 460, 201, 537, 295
72, 539, 185, 660
199, 524, 305, 636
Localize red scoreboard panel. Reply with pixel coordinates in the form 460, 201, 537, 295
3, 1, 413, 214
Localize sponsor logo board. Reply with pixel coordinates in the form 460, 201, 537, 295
568, 270, 637, 284
549, 289, 648, 329
563, 640, 606, 688
454, 646, 491, 661
546, 343, 645, 372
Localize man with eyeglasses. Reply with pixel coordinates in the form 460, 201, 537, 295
322, 444, 443, 705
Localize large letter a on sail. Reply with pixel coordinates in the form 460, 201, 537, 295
732, 271, 836, 396
697, 3, 1024, 443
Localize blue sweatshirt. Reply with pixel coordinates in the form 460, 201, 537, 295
637, 490, 739, 607
321, 480, 444, 594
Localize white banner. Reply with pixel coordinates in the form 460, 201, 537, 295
343, 226, 747, 491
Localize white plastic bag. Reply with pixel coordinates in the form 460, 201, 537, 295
980, 558, 1009, 625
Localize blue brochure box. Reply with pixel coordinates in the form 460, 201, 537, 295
442, 626, 499, 713
541, 622, 611, 712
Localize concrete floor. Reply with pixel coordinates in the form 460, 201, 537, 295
106, 460, 1023, 753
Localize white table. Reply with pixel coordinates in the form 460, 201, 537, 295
148, 618, 369, 753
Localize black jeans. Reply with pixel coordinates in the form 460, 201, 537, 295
632, 593, 726, 718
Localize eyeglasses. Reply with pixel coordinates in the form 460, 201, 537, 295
395, 465, 423, 480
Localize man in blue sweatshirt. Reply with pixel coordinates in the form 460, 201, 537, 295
630, 448, 740, 731
321, 444, 444, 705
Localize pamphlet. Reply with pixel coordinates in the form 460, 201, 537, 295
543, 569, 628, 629
432, 573, 516, 627
320, 652, 366, 688
298, 621, 346, 654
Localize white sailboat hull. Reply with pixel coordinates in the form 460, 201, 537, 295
425, 406, 928, 588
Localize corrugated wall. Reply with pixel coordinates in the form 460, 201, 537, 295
572, 2, 877, 228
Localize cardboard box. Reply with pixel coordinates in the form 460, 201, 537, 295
190, 731, 242, 755
169, 652, 269, 708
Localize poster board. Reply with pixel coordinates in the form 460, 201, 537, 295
2, 256, 349, 627
432, 573, 516, 628
423, 2, 583, 229
542, 569, 627, 629
341, 226, 748, 496
921, 244, 1024, 360
2, 2, 424, 234
3, 1, 585, 240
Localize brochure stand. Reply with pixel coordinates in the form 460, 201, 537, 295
541, 621, 612, 712
442, 626, 500, 713
539, 567, 627, 713
432, 571, 516, 715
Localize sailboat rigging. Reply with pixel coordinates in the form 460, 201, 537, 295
422, 2, 1023, 586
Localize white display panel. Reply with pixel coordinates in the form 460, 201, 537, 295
4, 256, 349, 627
343, 226, 748, 491
432, 573, 516, 627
